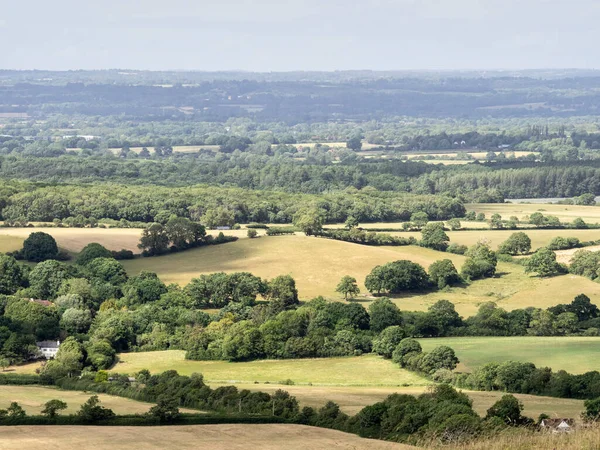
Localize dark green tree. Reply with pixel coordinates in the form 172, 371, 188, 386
22, 232, 58, 262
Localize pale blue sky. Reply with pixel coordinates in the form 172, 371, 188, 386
3, 0, 598, 71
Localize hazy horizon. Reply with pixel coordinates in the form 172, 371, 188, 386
3, 0, 600, 72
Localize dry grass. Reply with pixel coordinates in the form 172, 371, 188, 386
113, 351, 429, 387
444, 425, 600, 450
555, 245, 600, 264
0, 227, 257, 254
466, 203, 600, 224
0, 385, 184, 415
121, 235, 466, 300
0, 424, 412, 450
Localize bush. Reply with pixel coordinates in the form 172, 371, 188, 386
247, 229, 258, 239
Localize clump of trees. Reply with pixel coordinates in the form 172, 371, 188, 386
365, 260, 430, 294
497, 232, 531, 255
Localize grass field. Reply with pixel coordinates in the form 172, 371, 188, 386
208, 383, 583, 419
121, 235, 467, 299
120, 234, 600, 316
0, 425, 411, 450
113, 351, 430, 387
0, 385, 184, 415
419, 336, 600, 374
466, 202, 600, 224
113, 349, 581, 418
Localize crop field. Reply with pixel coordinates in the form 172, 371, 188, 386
0, 385, 178, 415
419, 336, 600, 374
465, 202, 600, 224
0, 424, 411, 450
113, 351, 430, 387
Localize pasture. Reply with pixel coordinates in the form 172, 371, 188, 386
0, 424, 410, 450
0, 385, 176, 415
113, 351, 430, 387
419, 336, 600, 374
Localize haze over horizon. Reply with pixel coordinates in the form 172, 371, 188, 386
4, 0, 599, 72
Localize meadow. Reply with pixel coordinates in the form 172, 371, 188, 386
0, 424, 410, 450
113, 350, 429, 387
0, 385, 182, 415
419, 336, 600, 374
111, 350, 583, 418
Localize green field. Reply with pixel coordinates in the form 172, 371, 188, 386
0, 385, 185, 415
419, 336, 600, 374
113, 351, 429, 387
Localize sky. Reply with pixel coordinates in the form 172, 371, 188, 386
2, 0, 599, 71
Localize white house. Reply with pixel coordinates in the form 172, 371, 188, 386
36, 340, 60, 359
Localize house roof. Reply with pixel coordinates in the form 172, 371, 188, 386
30, 299, 54, 307
36, 340, 60, 349
540, 419, 574, 428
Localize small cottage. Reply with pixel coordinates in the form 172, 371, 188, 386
539, 418, 575, 433
36, 340, 60, 359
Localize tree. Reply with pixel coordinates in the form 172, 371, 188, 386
122, 271, 167, 306
344, 216, 359, 229
392, 338, 422, 366
373, 326, 406, 358
293, 207, 325, 236
428, 259, 461, 289
346, 136, 363, 151
41, 399, 67, 418
148, 395, 180, 422
584, 397, 600, 421
368, 298, 402, 332
28, 260, 74, 299
77, 395, 115, 422
335, 275, 360, 300
365, 260, 430, 294
524, 247, 561, 277
138, 223, 169, 256
266, 275, 299, 313
410, 212, 429, 229
498, 232, 531, 255
446, 218, 461, 230
201, 207, 236, 228
421, 345, 459, 373
572, 217, 587, 229
76, 243, 112, 266
0, 254, 27, 294
87, 257, 128, 285
461, 243, 497, 280
7, 402, 25, 420
485, 394, 523, 425
60, 308, 92, 334
22, 232, 59, 262
165, 216, 205, 249
0, 357, 9, 372
420, 222, 449, 251
489, 213, 503, 229
529, 212, 546, 227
